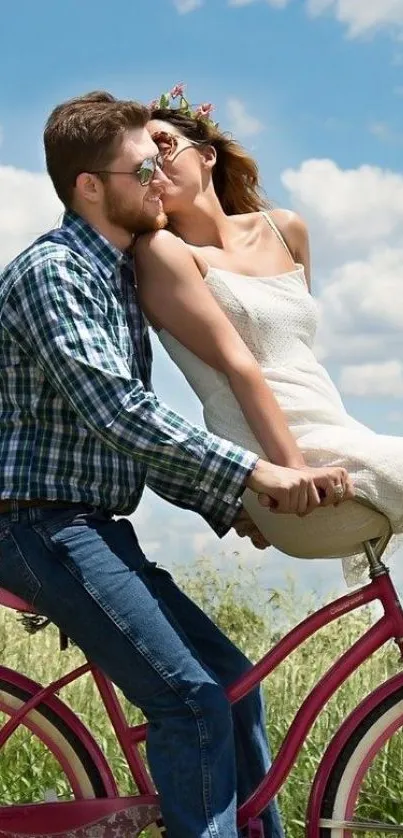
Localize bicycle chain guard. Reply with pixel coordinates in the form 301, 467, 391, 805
0, 799, 162, 837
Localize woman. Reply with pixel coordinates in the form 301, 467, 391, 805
135, 96, 403, 585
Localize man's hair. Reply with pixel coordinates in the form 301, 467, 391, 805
44, 91, 149, 208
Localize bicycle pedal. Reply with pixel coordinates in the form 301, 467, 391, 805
247, 817, 264, 837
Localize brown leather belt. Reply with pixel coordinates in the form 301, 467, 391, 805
0, 499, 80, 515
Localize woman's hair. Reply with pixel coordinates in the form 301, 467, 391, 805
150, 108, 272, 216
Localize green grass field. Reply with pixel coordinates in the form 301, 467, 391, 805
0, 558, 402, 836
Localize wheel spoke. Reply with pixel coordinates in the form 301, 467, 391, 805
320, 818, 403, 833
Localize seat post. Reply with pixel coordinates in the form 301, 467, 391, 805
364, 530, 392, 578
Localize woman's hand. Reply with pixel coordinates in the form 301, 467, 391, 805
247, 460, 354, 517
304, 466, 354, 507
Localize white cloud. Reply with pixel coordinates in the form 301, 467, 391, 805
0, 165, 62, 268
369, 122, 393, 141
192, 531, 216, 554
318, 247, 403, 334
228, 0, 403, 38
141, 540, 163, 555
282, 159, 403, 245
339, 361, 403, 398
307, 0, 403, 38
226, 98, 263, 137
281, 158, 403, 392
369, 121, 403, 144
173, 0, 203, 12
388, 410, 403, 422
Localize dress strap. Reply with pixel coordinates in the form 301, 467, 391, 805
261, 211, 295, 265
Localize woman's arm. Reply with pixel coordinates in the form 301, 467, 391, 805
135, 230, 305, 469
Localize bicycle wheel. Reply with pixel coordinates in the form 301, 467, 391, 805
319, 685, 403, 836
0, 673, 165, 837
0, 675, 109, 804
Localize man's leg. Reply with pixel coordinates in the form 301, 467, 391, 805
0, 505, 239, 838
139, 559, 284, 838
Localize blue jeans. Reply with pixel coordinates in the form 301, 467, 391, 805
0, 503, 283, 838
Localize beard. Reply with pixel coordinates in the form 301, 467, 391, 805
133, 209, 168, 235
103, 185, 168, 236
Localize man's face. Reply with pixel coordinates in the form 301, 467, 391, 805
99, 127, 169, 236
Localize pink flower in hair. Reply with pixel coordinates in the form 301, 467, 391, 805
170, 83, 185, 99
195, 102, 214, 119
148, 99, 159, 110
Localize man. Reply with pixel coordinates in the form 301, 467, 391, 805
0, 91, 352, 838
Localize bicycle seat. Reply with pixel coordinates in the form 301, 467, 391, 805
243, 490, 391, 560
0, 587, 68, 649
0, 587, 39, 613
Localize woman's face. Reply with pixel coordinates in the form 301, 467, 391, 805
147, 119, 209, 212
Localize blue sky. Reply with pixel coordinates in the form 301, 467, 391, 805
1, 0, 402, 598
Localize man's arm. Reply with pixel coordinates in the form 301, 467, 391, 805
1, 251, 257, 534
145, 461, 246, 535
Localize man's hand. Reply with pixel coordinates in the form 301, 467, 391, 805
246, 460, 354, 517
232, 507, 270, 550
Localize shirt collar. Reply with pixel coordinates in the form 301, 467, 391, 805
62, 210, 129, 280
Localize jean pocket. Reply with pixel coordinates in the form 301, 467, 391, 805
0, 528, 42, 606
34, 506, 95, 539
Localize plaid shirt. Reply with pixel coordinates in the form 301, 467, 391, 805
0, 211, 257, 535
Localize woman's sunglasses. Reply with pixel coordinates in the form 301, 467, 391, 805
88, 152, 164, 187
151, 131, 203, 163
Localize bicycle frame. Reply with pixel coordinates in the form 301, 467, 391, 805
234, 569, 403, 826
0, 555, 402, 833
130, 564, 403, 829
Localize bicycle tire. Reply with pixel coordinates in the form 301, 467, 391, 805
319, 685, 403, 835
0, 674, 165, 837
0, 675, 109, 803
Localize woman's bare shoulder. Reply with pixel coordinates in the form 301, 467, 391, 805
135, 229, 186, 263
269, 208, 311, 287
269, 208, 309, 242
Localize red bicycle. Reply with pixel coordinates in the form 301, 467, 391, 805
0, 524, 402, 836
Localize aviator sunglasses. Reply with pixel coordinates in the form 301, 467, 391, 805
88, 152, 164, 187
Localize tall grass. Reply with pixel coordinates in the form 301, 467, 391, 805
0, 557, 401, 836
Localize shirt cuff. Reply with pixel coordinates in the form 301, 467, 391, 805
194, 442, 258, 536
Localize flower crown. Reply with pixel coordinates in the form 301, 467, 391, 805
148, 83, 218, 128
